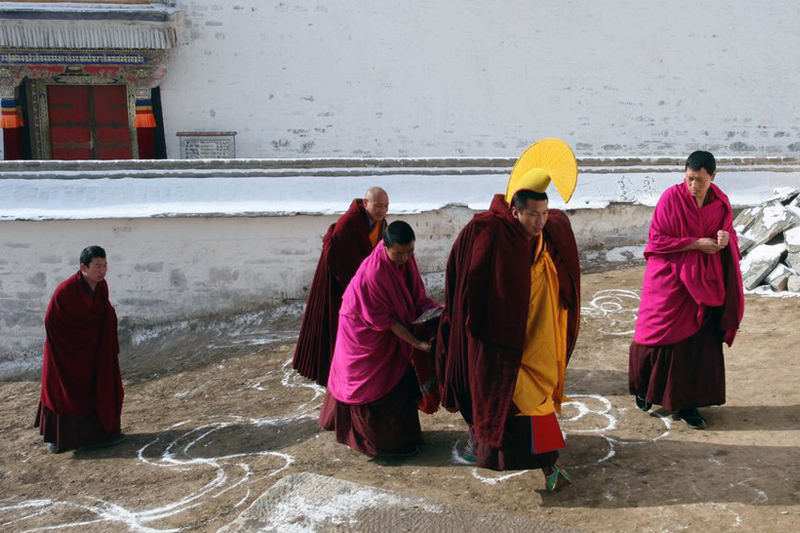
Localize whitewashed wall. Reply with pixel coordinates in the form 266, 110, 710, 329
2, 162, 797, 371
159, 1, 800, 159
0, 203, 657, 373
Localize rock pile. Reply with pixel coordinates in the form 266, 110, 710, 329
735, 188, 800, 292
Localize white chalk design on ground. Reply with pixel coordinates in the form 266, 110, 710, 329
449, 436, 530, 485
279, 358, 326, 413
470, 468, 530, 485
708, 503, 744, 529
458, 393, 672, 485
581, 289, 640, 336
0, 359, 324, 532
561, 394, 671, 469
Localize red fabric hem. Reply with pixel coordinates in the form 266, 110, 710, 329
35, 402, 118, 450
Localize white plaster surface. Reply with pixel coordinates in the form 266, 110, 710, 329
154, 1, 800, 159
2, 169, 798, 220
0, 164, 796, 365
0, 201, 656, 370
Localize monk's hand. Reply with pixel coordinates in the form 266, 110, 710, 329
695, 237, 723, 254
717, 230, 730, 248
415, 340, 432, 352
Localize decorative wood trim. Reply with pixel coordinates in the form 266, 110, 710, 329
127, 83, 139, 158
28, 78, 50, 159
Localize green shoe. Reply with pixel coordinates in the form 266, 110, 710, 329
544, 464, 572, 493
461, 434, 478, 463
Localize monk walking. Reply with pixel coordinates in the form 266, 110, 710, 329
320, 221, 441, 457
629, 151, 744, 429
293, 187, 389, 386
35, 245, 125, 453
437, 139, 581, 492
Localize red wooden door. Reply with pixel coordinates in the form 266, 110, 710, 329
92, 85, 132, 159
47, 85, 132, 160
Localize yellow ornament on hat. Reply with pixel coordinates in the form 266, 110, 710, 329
505, 138, 579, 204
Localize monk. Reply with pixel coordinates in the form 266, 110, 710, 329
629, 150, 744, 429
35, 245, 125, 453
293, 187, 389, 386
320, 221, 441, 457
437, 139, 581, 492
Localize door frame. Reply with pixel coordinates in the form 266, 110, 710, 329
26, 78, 138, 159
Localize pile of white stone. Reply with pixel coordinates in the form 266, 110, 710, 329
735, 188, 800, 293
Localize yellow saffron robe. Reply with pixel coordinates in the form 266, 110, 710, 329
512, 234, 569, 417
368, 221, 382, 248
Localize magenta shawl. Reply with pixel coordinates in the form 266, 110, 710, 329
327, 244, 439, 405
634, 182, 744, 346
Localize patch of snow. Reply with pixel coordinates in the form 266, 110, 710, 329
760, 202, 788, 228
605, 246, 645, 262
742, 242, 786, 263
0, 358, 40, 379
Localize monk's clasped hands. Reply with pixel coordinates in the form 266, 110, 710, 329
717, 230, 729, 248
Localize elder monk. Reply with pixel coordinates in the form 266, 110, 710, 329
437, 139, 581, 492
320, 220, 441, 457
35, 245, 125, 453
293, 186, 389, 386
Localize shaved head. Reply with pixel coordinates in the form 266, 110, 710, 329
363, 187, 389, 223
365, 186, 388, 202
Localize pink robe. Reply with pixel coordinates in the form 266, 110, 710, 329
327, 244, 439, 405
634, 182, 744, 346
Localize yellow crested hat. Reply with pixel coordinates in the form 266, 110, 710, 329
505, 138, 578, 204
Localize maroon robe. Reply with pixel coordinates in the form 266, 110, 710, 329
292, 199, 386, 386
319, 370, 422, 457
35, 271, 124, 450
436, 194, 580, 453
629, 183, 744, 411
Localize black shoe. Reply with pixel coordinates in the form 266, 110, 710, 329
677, 409, 706, 429
378, 443, 420, 458
635, 395, 652, 412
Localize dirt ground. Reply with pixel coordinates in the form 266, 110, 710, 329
1, 266, 799, 532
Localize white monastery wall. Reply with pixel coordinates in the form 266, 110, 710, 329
2, 162, 798, 370
0, 203, 655, 371
159, 1, 800, 159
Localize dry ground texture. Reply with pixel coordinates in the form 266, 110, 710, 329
1, 266, 799, 532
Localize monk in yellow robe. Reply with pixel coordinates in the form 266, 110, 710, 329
437, 140, 581, 492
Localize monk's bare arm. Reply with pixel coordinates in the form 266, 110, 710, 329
390, 322, 430, 352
